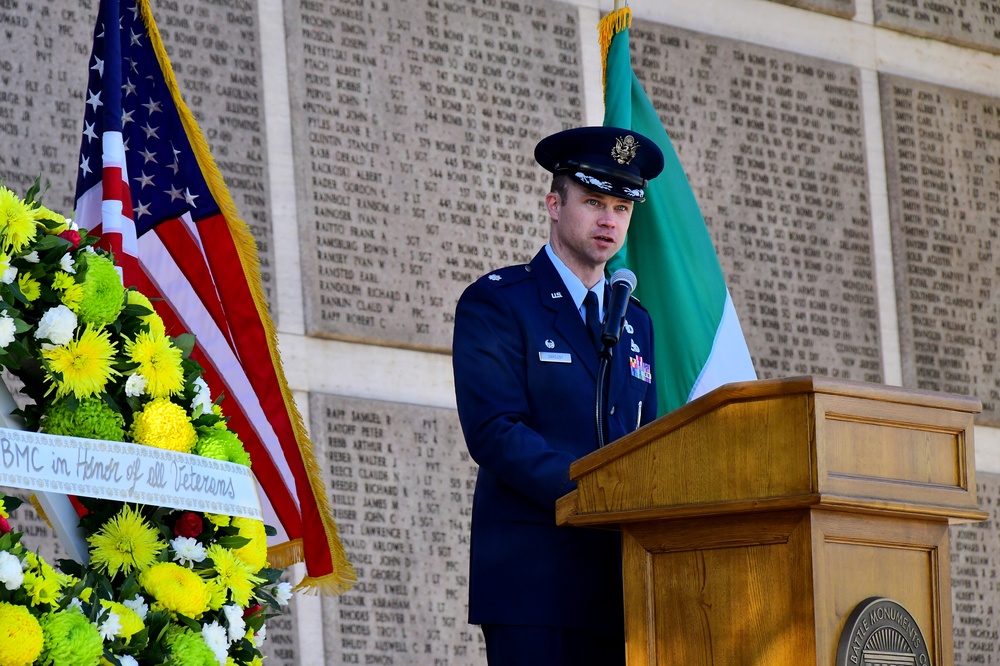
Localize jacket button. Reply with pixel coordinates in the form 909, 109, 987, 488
610, 406, 616, 414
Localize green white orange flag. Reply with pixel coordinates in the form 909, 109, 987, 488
600, 7, 757, 415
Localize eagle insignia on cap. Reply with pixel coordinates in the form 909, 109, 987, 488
611, 135, 640, 165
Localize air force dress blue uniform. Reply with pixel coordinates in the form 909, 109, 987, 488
451, 126, 665, 663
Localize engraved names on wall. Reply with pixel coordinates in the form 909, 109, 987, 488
629, 20, 882, 383
313, 394, 483, 665
880, 74, 1000, 422
766, 0, 855, 19
950, 472, 1000, 666
875, 0, 1000, 55
0, 0, 276, 305
289, 0, 583, 349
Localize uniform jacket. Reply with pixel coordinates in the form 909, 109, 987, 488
452, 248, 658, 631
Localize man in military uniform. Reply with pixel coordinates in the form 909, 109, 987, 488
452, 126, 665, 665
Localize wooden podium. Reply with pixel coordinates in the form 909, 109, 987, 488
556, 376, 988, 665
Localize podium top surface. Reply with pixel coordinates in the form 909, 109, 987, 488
559, 376, 986, 526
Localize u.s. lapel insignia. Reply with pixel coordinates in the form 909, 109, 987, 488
630, 354, 652, 383
545, 339, 555, 349
624, 319, 634, 334
630, 339, 640, 353
551, 291, 563, 299
488, 274, 501, 281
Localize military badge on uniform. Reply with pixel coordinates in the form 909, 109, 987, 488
630, 354, 652, 383
550, 292, 563, 299
545, 339, 555, 349
624, 320, 634, 334
612, 135, 640, 165
630, 340, 640, 353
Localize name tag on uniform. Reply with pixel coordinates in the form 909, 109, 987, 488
539, 352, 572, 364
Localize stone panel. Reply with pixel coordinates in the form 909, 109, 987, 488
950, 472, 1000, 665
0, 0, 276, 306
630, 20, 882, 383
766, 0, 855, 19
880, 74, 1000, 422
288, 0, 583, 349
875, 0, 1000, 55
311, 393, 484, 665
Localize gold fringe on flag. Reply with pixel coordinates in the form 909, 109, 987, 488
598, 6, 632, 92
137, 0, 356, 596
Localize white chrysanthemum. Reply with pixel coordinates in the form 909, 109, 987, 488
59, 252, 76, 274
170, 535, 207, 567
125, 372, 147, 398
23, 251, 39, 263
123, 594, 148, 620
222, 604, 246, 643
191, 376, 212, 417
34, 304, 77, 348
1, 266, 16, 285
116, 656, 138, 666
0, 550, 23, 590
253, 622, 267, 648
67, 218, 78, 231
84, 245, 96, 254
0, 312, 16, 349
275, 581, 293, 605
97, 609, 122, 641
67, 597, 84, 612
202, 620, 229, 666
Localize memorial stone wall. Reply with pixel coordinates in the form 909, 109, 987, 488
0, 0, 1000, 665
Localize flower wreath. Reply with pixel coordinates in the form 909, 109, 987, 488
0, 182, 291, 666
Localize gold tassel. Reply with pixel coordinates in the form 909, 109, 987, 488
28, 494, 52, 529
137, 0, 356, 595
598, 7, 632, 93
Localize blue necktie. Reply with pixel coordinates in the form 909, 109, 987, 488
584, 291, 601, 352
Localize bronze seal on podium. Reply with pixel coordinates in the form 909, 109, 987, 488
837, 597, 931, 665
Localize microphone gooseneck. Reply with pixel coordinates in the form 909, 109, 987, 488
595, 268, 637, 448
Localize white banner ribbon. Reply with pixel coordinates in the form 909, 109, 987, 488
0, 427, 262, 520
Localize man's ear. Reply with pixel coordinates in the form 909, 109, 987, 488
544, 191, 561, 220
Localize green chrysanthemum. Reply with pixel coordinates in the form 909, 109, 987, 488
0, 187, 39, 254
132, 398, 197, 453
87, 505, 166, 578
41, 397, 125, 441
126, 289, 166, 336
0, 602, 43, 666
77, 254, 125, 326
39, 608, 103, 666
42, 326, 119, 399
194, 427, 251, 467
166, 628, 218, 666
126, 330, 184, 398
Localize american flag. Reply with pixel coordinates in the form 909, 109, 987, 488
73, 0, 353, 593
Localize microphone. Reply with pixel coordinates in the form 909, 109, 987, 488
600, 268, 637, 348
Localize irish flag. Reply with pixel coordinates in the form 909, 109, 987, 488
601, 7, 757, 415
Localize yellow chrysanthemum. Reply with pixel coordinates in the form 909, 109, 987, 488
22, 570, 62, 607
131, 398, 197, 453
230, 517, 268, 573
88, 505, 166, 578
42, 326, 119, 399
99, 599, 144, 641
17, 272, 40, 302
0, 187, 38, 254
140, 562, 212, 618
0, 498, 6, 519
205, 544, 262, 607
204, 513, 230, 528
205, 577, 228, 612
126, 290, 166, 336
126, 331, 184, 398
33, 204, 67, 231
53, 270, 85, 311
0, 601, 43, 666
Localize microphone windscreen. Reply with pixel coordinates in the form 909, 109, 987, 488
609, 268, 637, 292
